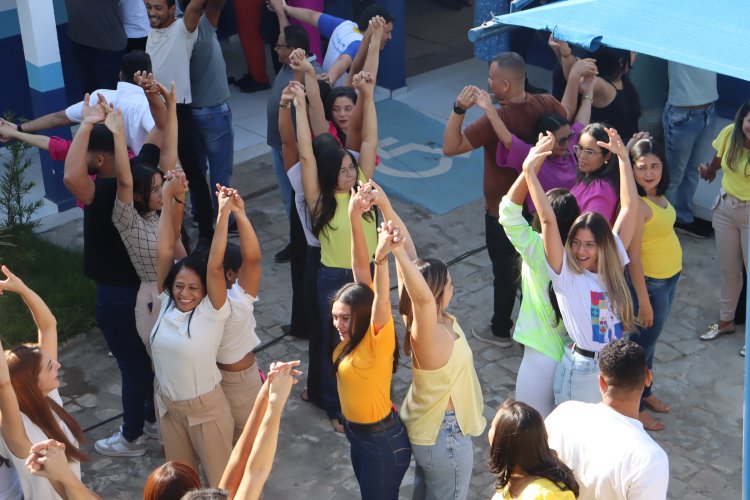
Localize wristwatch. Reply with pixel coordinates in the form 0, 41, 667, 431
453, 102, 466, 115
16, 122, 23, 133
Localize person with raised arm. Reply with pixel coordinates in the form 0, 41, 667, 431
294, 71, 379, 432
524, 127, 639, 405
0, 267, 91, 499
498, 133, 581, 418
149, 174, 234, 486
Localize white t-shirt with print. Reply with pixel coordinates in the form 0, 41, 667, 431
0, 390, 81, 500
546, 401, 669, 500
546, 235, 629, 352
321, 20, 362, 87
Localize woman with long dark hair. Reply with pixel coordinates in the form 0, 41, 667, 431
488, 399, 578, 499
294, 71, 379, 432
0, 266, 91, 499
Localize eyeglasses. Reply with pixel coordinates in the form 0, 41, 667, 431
556, 131, 576, 147
571, 239, 597, 250
573, 145, 603, 159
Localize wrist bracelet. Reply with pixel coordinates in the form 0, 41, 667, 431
279, 102, 292, 109
173, 197, 184, 204
453, 101, 466, 115
374, 255, 388, 266
582, 94, 593, 101
16, 122, 23, 133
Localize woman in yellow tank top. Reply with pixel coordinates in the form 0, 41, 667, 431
488, 399, 578, 499
393, 227, 486, 499
626, 137, 682, 432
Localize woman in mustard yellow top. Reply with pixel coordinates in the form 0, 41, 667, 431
698, 101, 750, 356
489, 400, 578, 499
330, 186, 411, 499
626, 137, 682, 432
294, 72, 378, 431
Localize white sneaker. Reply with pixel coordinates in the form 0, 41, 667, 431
143, 421, 159, 440
94, 427, 147, 457
472, 328, 512, 348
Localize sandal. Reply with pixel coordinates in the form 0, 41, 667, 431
330, 418, 344, 434
639, 411, 664, 432
699, 322, 736, 341
642, 395, 670, 414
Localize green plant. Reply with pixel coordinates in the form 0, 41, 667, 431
0, 113, 43, 229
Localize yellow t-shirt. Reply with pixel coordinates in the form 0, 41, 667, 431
713, 124, 750, 200
334, 316, 396, 424
640, 197, 682, 279
491, 477, 576, 500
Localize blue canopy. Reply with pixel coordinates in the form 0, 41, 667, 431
469, 0, 750, 82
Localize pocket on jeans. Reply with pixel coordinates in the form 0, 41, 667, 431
387, 426, 411, 467
667, 106, 692, 127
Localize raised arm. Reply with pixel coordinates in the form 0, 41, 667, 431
324, 55, 353, 87
154, 81, 178, 171
523, 132, 564, 273
443, 85, 478, 156
351, 71, 377, 179
371, 222, 399, 327
574, 71, 595, 126
604, 128, 639, 249
105, 107, 133, 205
279, 83, 299, 169
349, 187, 374, 285
290, 49, 328, 136
134, 71, 168, 134
156, 170, 189, 292
626, 209, 653, 328
204, 0, 226, 27
207, 185, 232, 309
182, 0, 203, 32
367, 180, 417, 260
475, 89, 511, 149
63, 94, 104, 205
231, 193, 261, 297
293, 85, 322, 213
506, 133, 553, 206
561, 58, 597, 122
267, 0, 290, 29
391, 244, 436, 346
346, 16, 384, 86
280, 1, 322, 27
549, 36, 576, 81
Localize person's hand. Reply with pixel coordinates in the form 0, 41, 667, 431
0, 265, 25, 295
636, 298, 654, 329
349, 186, 375, 216
366, 179, 391, 210
548, 35, 571, 56
455, 85, 477, 111
625, 131, 652, 152
317, 72, 332, 85
569, 58, 597, 82
133, 71, 159, 94
162, 169, 188, 198
698, 162, 717, 182
0, 119, 18, 141
578, 70, 596, 97
267, 360, 302, 382
267, 360, 301, 406
290, 84, 307, 109
375, 220, 406, 260
522, 132, 555, 174
597, 127, 628, 159
154, 81, 177, 108
352, 71, 375, 96
289, 48, 314, 74
26, 440, 74, 482
368, 16, 385, 41
215, 184, 236, 218
103, 106, 125, 137
228, 188, 245, 215
266, 0, 286, 14
81, 93, 105, 125
474, 89, 495, 113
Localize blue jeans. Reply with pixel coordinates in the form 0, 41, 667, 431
96, 284, 155, 442
271, 147, 294, 217
317, 265, 353, 418
662, 103, 716, 223
191, 102, 234, 215
629, 272, 681, 409
553, 347, 601, 406
344, 412, 411, 500
411, 411, 473, 500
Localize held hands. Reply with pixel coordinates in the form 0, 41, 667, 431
349, 185, 375, 216
26, 440, 74, 482
375, 220, 407, 260
579, 71, 596, 96
597, 127, 628, 159
280, 83, 296, 107
366, 179, 390, 210
698, 162, 717, 182
474, 89, 495, 113
103, 106, 125, 137
162, 169, 189, 198
352, 71, 375, 96
265, 0, 287, 14
290, 82, 307, 109
0, 119, 18, 141
289, 48, 313, 73
456, 85, 478, 110
0, 265, 25, 295
215, 184, 239, 219
81, 93, 105, 125
368, 16, 385, 40
548, 35, 571, 55
570, 58, 598, 83
522, 132, 555, 174
267, 360, 302, 405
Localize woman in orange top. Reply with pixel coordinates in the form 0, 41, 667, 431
329, 184, 411, 499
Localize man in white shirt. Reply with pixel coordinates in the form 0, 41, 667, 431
1, 51, 154, 154
545, 340, 669, 500
145, 0, 214, 244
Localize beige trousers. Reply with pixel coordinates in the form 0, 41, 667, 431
713, 191, 750, 321
220, 361, 264, 443
158, 384, 234, 487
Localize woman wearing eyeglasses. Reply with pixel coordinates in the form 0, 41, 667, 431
525, 127, 640, 405
294, 71, 379, 433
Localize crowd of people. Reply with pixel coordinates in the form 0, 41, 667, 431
0, 0, 748, 499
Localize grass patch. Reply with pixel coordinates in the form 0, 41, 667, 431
0, 226, 95, 346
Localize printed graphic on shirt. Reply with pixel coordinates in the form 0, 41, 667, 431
590, 291, 623, 343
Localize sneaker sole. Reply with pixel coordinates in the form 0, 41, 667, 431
94, 445, 147, 457
471, 329, 512, 348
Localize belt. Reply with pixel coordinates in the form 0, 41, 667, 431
190, 101, 230, 112
573, 344, 598, 359
346, 409, 399, 433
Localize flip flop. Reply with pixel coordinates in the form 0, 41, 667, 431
643, 395, 671, 414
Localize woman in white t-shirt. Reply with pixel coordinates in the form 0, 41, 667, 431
0, 266, 90, 499
524, 128, 640, 405
150, 171, 233, 487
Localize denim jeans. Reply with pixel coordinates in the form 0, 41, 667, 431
191, 102, 234, 216
485, 212, 520, 337
96, 284, 155, 442
344, 413, 411, 500
629, 272, 680, 408
411, 411, 473, 500
317, 265, 353, 418
271, 147, 294, 217
662, 103, 716, 223
553, 347, 601, 406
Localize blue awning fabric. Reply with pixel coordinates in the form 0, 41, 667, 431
469, 0, 750, 81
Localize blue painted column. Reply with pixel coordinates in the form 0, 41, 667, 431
377, 0, 405, 91
17, 0, 75, 211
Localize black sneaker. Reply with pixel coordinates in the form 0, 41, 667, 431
274, 243, 292, 263
674, 220, 712, 239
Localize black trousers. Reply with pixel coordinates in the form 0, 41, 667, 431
485, 212, 520, 337
289, 205, 309, 338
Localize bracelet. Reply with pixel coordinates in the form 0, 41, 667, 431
582, 94, 593, 101
16, 122, 23, 133
279, 102, 292, 109
452, 101, 466, 115
374, 255, 388, 266
173, 197, 184, 204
